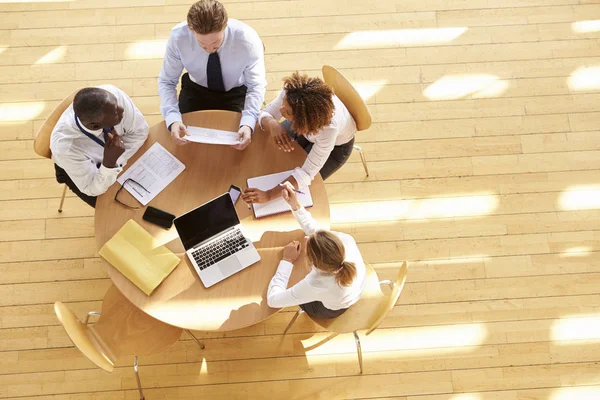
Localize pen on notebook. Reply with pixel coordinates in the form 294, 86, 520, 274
279, 183, 305, 195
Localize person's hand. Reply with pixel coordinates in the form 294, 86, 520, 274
282, 240, 301, 263
169, 122, 189, 145
232, 125, 252, 150
242, 188, 271, 204
267, 120, 295, 153
102, 130, 125, 168
280, 181, 302, 211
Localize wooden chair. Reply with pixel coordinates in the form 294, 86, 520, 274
54, 285, 189, 400
322, 65, 373, 177
33, 89, 78, 212
283, 261, 408, 374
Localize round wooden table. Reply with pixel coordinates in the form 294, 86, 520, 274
95, 110, 330, 331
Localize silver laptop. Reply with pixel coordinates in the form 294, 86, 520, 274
174, 193, 261, 288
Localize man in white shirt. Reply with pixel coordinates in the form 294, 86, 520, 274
50, 85, 149, 208
158, 0, 266, 150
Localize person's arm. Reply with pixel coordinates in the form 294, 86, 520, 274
291, 207, 319, 236
291, 125, 338, 187
258, 90, 284, 131
53, 152, 121, 197
267, 260, 318, 308
158, 33, 184, 130
239, 41, 267, 130
279, 181, 319, 235
116, 90, 149, 163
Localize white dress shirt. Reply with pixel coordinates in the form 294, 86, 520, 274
50, 84, 149, 197
259, 90, 357, 187
158, 19, 267, 130
267, 207, 367, 310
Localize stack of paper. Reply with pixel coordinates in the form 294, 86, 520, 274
99, 219, 180, 296
117, 142, 185, 206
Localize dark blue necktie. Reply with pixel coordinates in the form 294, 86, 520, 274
207, 52, 225, 92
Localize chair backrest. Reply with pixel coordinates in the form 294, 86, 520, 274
322, 65, 372, 131
34, 89, 79, 159
366, 261, 408, 335
309, 262, 408, 335
55, 285, 182, 372
309, 264, 385, 334
54, 301, 115, 372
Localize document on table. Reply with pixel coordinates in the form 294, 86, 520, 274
117, 142, 185, 206
186, 126, 240, 145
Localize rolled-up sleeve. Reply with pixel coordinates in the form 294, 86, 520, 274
240, 41, 267, 130
292, 125, 338, 187
158, 33, 184, 129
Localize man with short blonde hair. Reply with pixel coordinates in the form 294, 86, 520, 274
158, 0, 266, 150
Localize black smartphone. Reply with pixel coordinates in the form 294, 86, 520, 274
229, 184, 241, 205
143, 206, 176, 230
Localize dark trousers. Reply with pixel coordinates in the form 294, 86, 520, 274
300, 301, 348, 319
282, 120, 354, 181
178, 73, 247, 115
54, 164, 97, 208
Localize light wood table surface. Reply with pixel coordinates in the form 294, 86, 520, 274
95, 110, 330, 331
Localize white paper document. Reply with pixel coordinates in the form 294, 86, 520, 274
186, 126, 240, 145
247, 170, 313, 218
117, 142, 185, 206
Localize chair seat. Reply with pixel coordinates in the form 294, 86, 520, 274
311, 265, 385, 334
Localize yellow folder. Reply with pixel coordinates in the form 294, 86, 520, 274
99, 219, 180, 296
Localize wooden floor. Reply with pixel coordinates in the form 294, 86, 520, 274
2, 0, 600, 398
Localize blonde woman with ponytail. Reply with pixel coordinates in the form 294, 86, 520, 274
267, 182, 367, 318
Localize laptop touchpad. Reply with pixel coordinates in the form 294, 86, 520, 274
219, 256, 243, 277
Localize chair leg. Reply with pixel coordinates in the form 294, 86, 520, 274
283, 309, 304, 335
353, 331, 364, 374
133, 356, 145, 400
185, 329, 205, 350
353, 145, 369, 177
58, 184, 68, 213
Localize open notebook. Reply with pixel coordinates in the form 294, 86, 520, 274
247, 170, 313, 218
99, 220, 181, 296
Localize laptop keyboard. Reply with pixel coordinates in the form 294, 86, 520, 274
191, 229, 250, 271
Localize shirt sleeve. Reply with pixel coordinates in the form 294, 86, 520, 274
158, 32, 184, 129
116, 90, 149, 164
291, 206, 320, 235
240, 41, 267, 130
53, 152, 121, 197
258, 90, 285, 130
291, 125, 338, 187
267, 260, 319, 308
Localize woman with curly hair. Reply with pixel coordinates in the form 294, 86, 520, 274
242, 71, 357, 205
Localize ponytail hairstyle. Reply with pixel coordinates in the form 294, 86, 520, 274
306, 230, 357, 287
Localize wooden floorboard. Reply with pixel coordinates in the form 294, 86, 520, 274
1, 0, 600, 399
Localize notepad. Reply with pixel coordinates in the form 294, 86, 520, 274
99, 220, 181, 296
247, 170, 313, 218
117, 142, 185, 206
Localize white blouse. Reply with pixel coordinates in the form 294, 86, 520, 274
267, 207, 366, 310
259, 89, 357, 188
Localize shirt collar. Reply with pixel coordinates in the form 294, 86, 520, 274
75, 115, 104, 137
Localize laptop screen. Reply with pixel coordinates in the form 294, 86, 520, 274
174, 193, 240, 250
